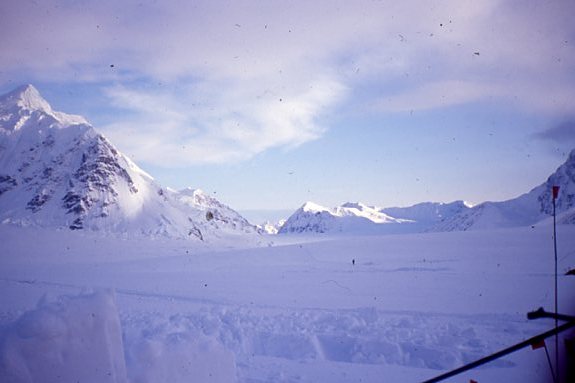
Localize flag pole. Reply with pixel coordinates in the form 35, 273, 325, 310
552, 185, 560, 383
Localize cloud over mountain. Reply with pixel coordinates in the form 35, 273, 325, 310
2, 0, 574, 168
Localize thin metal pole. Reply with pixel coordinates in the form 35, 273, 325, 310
553, 194, 559, 383
420, 319, 575, 383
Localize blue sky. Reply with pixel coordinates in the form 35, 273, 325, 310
1, 0, 575, 215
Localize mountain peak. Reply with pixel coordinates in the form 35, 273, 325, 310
0, 86, 258, 240
0, 84, 89, 131
300, 201, 329, 213
0, 84, 52, 114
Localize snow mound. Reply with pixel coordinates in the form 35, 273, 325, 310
0, 291, 237, 383
0, 290, 127, 383
123, 315, 236, 383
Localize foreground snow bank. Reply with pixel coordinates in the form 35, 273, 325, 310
0, 291, 236, 383
0, 291, 127, 383
123, 314, 236, 383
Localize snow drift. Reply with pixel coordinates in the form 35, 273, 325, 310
0, 290, 237, 383
0, 291, 128, 383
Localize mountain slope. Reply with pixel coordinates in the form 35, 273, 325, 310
381, 201, 472, 226
278, 201, 416, 234
432, 149, 575, 231
0, 85, 259, 240
278, 200, 472, 235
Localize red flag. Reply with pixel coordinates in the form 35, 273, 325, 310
531, 339, 546, 350
552, 186, 560, 200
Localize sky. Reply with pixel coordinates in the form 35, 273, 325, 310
1, 0, 575, 218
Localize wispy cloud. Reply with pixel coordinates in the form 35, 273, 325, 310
2, 0, 575, 165
101, 79, 344, 166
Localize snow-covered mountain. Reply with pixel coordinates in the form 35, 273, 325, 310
279, 201, 416, 234
432, 149, 575, 231
176, 187, 256, 234
559, 207, 575, 225
381, 201, 472, 226
278, 200, 472, 235
257, 220, 286, 235
0, 85, 259, 240
279, 151, 575, 235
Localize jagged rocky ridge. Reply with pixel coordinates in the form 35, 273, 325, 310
0, 85, 259, 240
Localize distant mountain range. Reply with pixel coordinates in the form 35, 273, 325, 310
2, 84, 573, 239
279, 151, 575, 235
278, 200, 471, 234
0, 85, 259, 240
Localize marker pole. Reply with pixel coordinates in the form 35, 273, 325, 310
552, 185, 560, 383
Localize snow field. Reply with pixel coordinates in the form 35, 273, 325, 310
0, 224, 574, 382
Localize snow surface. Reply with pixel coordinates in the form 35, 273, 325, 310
1, 224, 574, 382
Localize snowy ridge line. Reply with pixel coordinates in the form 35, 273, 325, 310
0, 277, 537, 324
279, 149, 575, 235
278, 200, 471, 235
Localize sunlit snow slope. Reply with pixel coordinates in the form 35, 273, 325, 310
279, 152, 575, 235
433, 149, 575, 231
0, 85, 259, 240
279, 200, 470, 234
